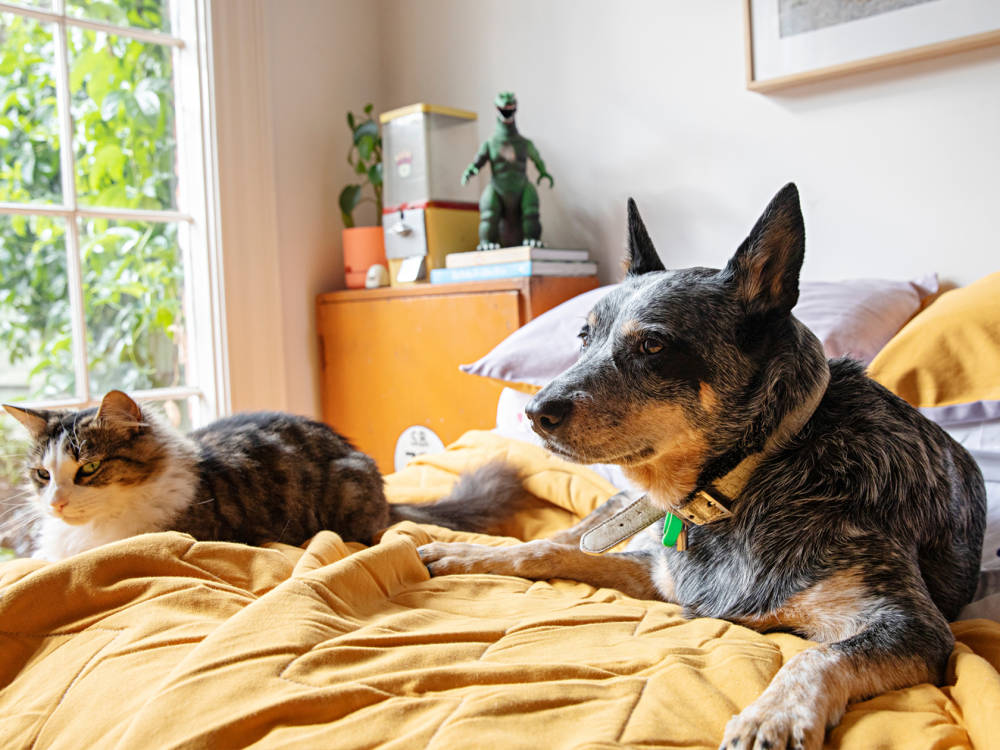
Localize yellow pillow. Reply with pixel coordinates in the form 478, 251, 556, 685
868, 272, 1000, 410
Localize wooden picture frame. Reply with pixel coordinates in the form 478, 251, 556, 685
744, 0, 1000, 93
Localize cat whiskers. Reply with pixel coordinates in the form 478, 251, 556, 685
0, 505, 41, 539
0, 494, 35, 510
0, 512, 36, 536
0, 512, 39, 535
1, 486, 34, 500
0, 494, 36, 520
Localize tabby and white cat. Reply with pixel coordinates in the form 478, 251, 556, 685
3, 391, 520, 560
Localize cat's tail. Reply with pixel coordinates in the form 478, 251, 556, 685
387, 460, 530, 535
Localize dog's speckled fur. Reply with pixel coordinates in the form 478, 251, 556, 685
420, 184, 987, 750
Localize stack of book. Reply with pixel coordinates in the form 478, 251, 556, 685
429, 246, 597, 284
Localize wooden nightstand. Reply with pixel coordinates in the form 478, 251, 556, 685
317, 276, 599, 472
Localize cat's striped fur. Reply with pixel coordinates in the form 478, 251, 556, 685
4, 391, 520, 560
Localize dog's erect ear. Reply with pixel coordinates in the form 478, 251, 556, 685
3, 403, 51, 439
95, 390, 144, 430
624, 198, 665, 276
723, 183, 805, 316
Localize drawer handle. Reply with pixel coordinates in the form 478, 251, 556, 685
389, 221, 413, 237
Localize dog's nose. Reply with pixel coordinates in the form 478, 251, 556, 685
526, 396, 573, 435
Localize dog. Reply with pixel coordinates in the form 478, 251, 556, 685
419, 183, 987, 750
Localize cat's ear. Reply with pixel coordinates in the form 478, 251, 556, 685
3, 404, 51, 439
95, 391, 144, 430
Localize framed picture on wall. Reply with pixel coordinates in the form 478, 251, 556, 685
744, 0, 1000, 92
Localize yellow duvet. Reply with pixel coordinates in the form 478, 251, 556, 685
1, 431, 998, 749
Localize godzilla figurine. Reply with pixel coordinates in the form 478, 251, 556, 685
461, 92, 554, 250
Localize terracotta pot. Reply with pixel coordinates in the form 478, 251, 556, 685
343, 226, 387, 289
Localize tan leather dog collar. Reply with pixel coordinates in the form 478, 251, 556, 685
579, 491, 662, 554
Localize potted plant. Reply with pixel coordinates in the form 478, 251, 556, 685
340, 103, 387, 288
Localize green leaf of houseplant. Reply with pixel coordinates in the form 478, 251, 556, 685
339, 106, 381, 228
368, 162, 382, 188
353, 120, 378, 146
339, 184, 361, 228
357, 132, 374, 162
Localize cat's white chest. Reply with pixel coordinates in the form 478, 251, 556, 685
36, 517, 141, 560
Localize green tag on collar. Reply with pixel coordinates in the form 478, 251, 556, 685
661, 512, 685, 547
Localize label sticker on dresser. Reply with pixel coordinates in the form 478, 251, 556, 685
394, 425, 446, 472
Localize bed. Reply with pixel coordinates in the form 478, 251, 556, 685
2, 272, 999, 749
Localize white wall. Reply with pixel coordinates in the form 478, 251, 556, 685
216, 0, 1000, 417
377, 0, 1000, 287
261, 0, 381, 417
212, 0, 288, 415
212, 0, 380, 415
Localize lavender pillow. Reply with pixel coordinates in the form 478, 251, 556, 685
460, 276, 938, 389
460, 285, 616, 390
794, 275, 938, 365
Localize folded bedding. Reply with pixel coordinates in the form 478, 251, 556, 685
2, 431, 999, 749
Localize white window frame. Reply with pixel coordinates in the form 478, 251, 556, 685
0, 0, 228, 424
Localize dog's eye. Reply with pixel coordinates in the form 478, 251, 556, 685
639, 338, 664, 355
35, 468, 50, 482
577, 326, 590, 349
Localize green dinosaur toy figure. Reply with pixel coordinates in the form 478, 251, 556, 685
461, 92, 554, 250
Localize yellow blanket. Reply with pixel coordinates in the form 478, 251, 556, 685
1, 431, 998, 749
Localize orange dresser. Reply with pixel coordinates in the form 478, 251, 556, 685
317, 276, 598, 472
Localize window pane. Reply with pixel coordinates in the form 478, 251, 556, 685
147, 395, 198, 433
0, 12, 63, 205
1, 1, 53, 11
0, 214, 75, 401
66, 0, 172, 34
79, 218, 186, 394
69, 26, 177, 209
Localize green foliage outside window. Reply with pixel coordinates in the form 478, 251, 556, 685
0, 6, 183, 403
67, 0, 173, 33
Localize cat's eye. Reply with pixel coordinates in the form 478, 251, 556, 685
79, 460, 101, 476
35, 468, 50, 482
639, 338, 664, 355
577, 325, 591, 349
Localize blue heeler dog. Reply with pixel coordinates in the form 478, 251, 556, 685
420, 183, 986, 750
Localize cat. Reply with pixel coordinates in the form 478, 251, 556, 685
2, 390, 521, 560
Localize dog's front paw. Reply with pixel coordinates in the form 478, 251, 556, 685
719, 701, 824, 750
418, 542, 499, 576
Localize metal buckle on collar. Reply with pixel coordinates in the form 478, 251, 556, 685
672, 488, 733, 525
